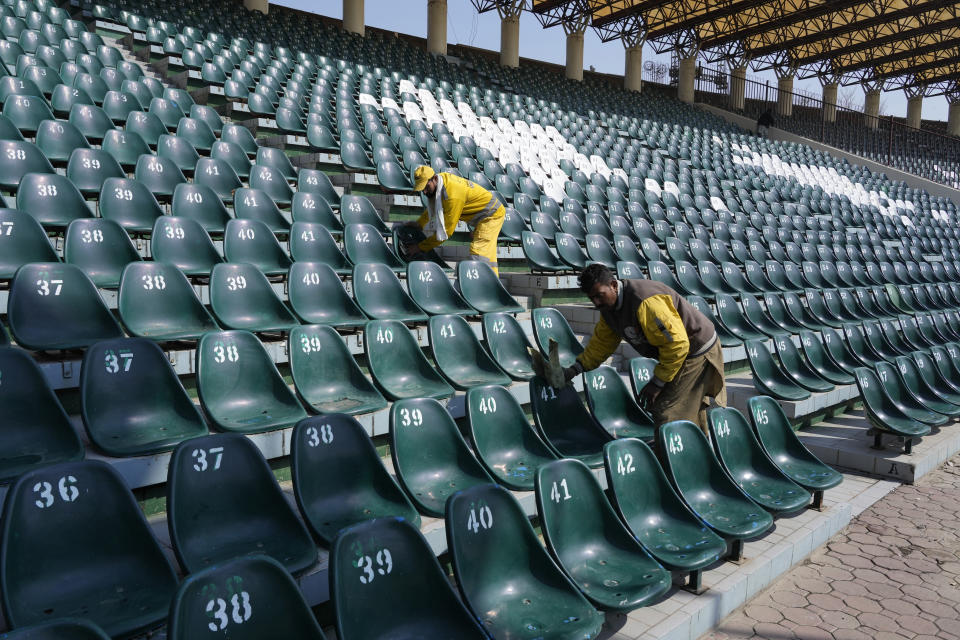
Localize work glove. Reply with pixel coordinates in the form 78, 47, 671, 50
528, 338, 567, 389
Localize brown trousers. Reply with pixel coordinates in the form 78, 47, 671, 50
651, 340, 727, 436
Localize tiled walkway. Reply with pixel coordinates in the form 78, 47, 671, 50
700, 455, 960, 640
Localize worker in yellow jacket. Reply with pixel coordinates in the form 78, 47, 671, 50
564, 263, 726, 435
403, 165, 506, 274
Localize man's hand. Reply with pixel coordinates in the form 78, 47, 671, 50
638, 384, 661, 411
401, 242, 421, 257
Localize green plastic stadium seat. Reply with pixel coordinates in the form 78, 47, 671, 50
62, 218, 140, 288
744, 339, 812, 401
353, 262, 427, 322
234, 187, 291, 233
17, 171, 90, 228
296, 167, 341, 207
707, 407, 811, 513
290, 224, 350, 275
118, 262, 219, 340
80, 337, 207, 456
771, 335, 835, 392
255, 147, 296, 179
220, 123, 259, 155
36, 118, 90, 165
480, 311, 536, 380
171, 182, 232, 233
211, 140, 252, 180
148, 97, 184, 130
429, 314, 511, 389
249, 164, 293, 206
714, 293, 768, 341
0, 619, 110, 639
294, 410, 416, 544
446, 483, 605, 640
50, 85, 93, 118
913, 349, 960, 402
748, 396, 842, 502
686, 295, 741, 347
0, 346, 84, 482
530, 377, 614, 468
390, 397, 494, 517
604, 438, 726, 585
628, 355, 658, 399
150, 216, 223, 276
0, 460, 177, 636
841, 324, 887, 367
819, 327, 868, 373
8, 262, 123, 350
658, 420, 773, 543
67, 103, 113, 142
223, 219, 292, 276
197, 330, 308, 433
457, 259, 523, 313
854, 367, 931, 445
100, 128, 149, 170
65, 148, 123, 195
555, 231, 588, 269
0, 208, 58, 278
873, 362, 949, 426
532, 306, 583, 367
331, 518, 486, 640
740, 294, 790, 338
291, 191, 342, 233
365, 319, 453, 401
797, 331, 855, 385
157, 133, 200, 174
584, 365, 656, 441
762, 293, 807, 334
466, 384, 559, 490
341, 195, 389, 234
522, 230, 565, 271
167, 433, 315, 575
124, 110, 166, 147
407, 260, 474, 315
210, 263, 298, 332
536, 458, 671, 610
175, 116, 215, 152
134, 154, 185, 198
288, 262, 366, 326
99, 176, 164, 232
168, 555, 326, 640
343, 223, 406, 271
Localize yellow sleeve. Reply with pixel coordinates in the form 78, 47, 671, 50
638, 294, 690, 385
575, 317, 621, 371
417, 196, 463, 252
416, 208, 429, 228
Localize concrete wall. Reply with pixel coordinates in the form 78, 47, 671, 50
697, 103, 960, 203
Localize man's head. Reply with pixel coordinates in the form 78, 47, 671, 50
412, 165, 439, 197
579, 263, 618, 311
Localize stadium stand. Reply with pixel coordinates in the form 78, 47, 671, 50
0, 0, 958, 636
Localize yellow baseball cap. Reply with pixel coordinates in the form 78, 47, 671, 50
411, 165, 435, 191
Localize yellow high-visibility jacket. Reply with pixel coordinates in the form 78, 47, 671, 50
416, 172, 504, 252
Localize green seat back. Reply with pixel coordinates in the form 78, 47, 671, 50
343, 223, 405, 271
175, 116, 215, 152
99, 176, 164, 232
35, 118, 89, 164
686, 295, 741, 347
406, 260, 473, 315
118, 262, 219, 340
249, 164, 293, 205
196, 330, 307, 434
17, 171, 89, 228
0, 208, 58, 278
707, 406, 811, 513
296, 167, 340, 206
531, 306, 583, 367
100, 128, 149, 169
535, 458, 670, 610
1, 94, 52, 134
171, 181, 232, 232
63, 217, 140, 288
291, 191, 342, 232
65, 147, 123, 195
771, 334, 834, 392
741, 293, 789, 338
234, 186, 291, 233
0, 346, 84, 482
168, 555, 324, 639
167, 433, 315, 575
124, 109, 165, 146
0, 140, 53, 190
555, 231, 587, 269
0, 619, 110, 639
874, 361, 948, 426
194, 156, 243, 199
331, 518, 486, 639
293, 416, 415, 543
150, 216, 223, 275
715, 293, 767, 341
797, 330, 855, 384
603, 438, 726, 571
148, 96, 183, 129
466, 384, 558, 490
288, 325, 384, 415
456, 259, 522, 313
0, 460, 177, 636
364, 319, 453, 401
353, 262, 427, 322
67, 103, 113, 142
529, 377, 613, 468
288, 261, 365, 326
521, 230, 565, 271
157, 133, 199, 173
446, 484, 605, 640
584, 364, 655, 441
221, 123, 258, 155
289, 221, 350, 271
389, 397, 493, 516
744, 339, 811, 400
80, 337, 207, 456
480, 311, 535, 380
8, 261, 123, 349
747, 396, 843, 491
223, 218, 291, 275
210, 263, 298, 332
657, 420, 773, 540
134, 153, 185, 197
429, 314, 510, 390
341, 194, 389, 234
854, 366, 930, 437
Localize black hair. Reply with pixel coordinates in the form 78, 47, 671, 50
579, 263, 615, 293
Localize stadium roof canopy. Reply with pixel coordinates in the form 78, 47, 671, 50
469, 0, 960, 96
